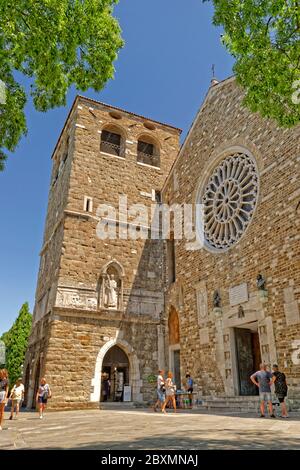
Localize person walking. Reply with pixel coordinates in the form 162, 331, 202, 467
9, 378, 24, 420
36, 377, 51, 419
162, 371, 177, 414
271, 364, 288, 418
153, 369, 165, 412
0, 369, 9, 431
250, 363, 275, 418
186, 373, 194, 408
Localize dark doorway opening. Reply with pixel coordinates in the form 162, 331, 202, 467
235, 325, 261, 396
173, 349, 181, 390
101, 345, 130, 402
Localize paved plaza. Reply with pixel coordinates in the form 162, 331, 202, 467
1, 408, 300, 450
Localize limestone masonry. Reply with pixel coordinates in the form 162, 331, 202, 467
24, 78, 300, 409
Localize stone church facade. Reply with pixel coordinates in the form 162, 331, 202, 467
24, 78, 300, 409
163, 77, 300, 403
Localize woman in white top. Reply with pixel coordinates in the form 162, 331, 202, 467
162, 371, 177, 414
9, 378, 24, 420
36, 377, 51, 419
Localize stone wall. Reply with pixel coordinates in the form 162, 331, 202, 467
163, 77, 300, 398
25, 96, 181, 408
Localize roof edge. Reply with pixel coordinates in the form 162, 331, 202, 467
161, 75, 236, 194
77, 95, 182, 133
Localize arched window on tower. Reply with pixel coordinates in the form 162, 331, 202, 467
100, 125, 125, 158
137, 135, 160, 168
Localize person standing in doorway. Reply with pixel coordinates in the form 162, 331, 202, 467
0, 369, 9, 431
250, 364, 275, 418
186, 374, 194, 409
102, 373, 111, 402
153, 369, 165, 412
162, 371, 177, 414
36, 377, 51, 419
9, 378, 24, 420
271, 364, 288, 418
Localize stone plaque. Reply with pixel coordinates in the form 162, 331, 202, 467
229, 283, 248, 307
284, 301, 300, 326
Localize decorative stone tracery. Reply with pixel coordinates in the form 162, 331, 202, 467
201, 152, 259, 251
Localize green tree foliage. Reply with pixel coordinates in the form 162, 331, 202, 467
0, 0, 123, 170
0, 302, 32, 386
205, 0, 300, 127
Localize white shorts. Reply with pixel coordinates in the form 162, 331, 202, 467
0, 391, 6, 403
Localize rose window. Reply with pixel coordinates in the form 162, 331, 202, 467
201, 153, 258, 251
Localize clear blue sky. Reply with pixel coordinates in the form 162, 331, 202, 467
0, 0, 234, 335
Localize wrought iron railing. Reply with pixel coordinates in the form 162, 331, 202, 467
137, 151, 160, 168
100, 140, 121, 157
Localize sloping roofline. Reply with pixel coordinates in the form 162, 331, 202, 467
51, 95, 182, 159
161, 75, 236, 194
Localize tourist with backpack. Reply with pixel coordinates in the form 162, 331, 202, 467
271, 364, 288, 418
36, 377, 52, 419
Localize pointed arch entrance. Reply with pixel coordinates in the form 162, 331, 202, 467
90, 338, 142, 403
101, 345, 129, 402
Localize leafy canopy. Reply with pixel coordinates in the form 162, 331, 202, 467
0, 302, 32, 387
0, 0, 123, 170
205, 0, 300, 127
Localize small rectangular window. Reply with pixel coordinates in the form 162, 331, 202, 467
152, 189, 162, 203
84, 196, 93, 213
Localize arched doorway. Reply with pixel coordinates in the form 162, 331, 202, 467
90, 338, 142, 403
168, 306, 181, 390
101, 345, 130, 402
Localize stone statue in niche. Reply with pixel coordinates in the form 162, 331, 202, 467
213, 290, 221, 308
104, 274, 118, 308
238, 305, 245, 318
257, 274, 268, 302
257, 274, 266, 290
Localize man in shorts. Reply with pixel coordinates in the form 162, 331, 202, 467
250, 363, 275, 418
153, 369, 165, 412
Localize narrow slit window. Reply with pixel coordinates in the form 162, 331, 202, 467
84, 196, 93, 213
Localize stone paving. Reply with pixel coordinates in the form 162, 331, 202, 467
1, 408, 300, 450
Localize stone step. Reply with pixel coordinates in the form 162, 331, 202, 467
201, 396, 260, 402
99, 401, 144, 410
